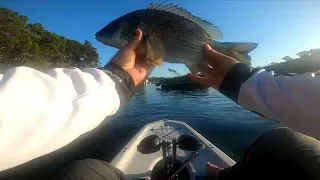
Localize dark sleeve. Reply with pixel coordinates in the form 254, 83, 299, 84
100, 62, 136, 106
218, 63, 265, 118
217, 164, 249, 180
218, 63, 259, 103
218, 128, 320, 180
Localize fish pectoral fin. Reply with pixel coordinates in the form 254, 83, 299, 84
147, 57, 163, 66
186, 63, 209, 76
145, 39, 163, 66
145, 39, 155, 62
153, 58, 163, 66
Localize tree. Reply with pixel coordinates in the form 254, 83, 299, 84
267, 62, 278, 66
264, 48, 320, 74
282, 56, 293, 62
26, 23, 44, 36
0, 7, 30, 66
64, 40, 83, 67
309, 49, 320, 57
0, 7, 100, 70
79, 40, 99, 68
297, 50, 311, 58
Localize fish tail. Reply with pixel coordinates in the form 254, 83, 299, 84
219, 42, 258, 65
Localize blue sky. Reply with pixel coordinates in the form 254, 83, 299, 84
1, 0, 320, 77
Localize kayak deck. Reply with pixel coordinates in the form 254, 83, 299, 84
111, 120, 235, 179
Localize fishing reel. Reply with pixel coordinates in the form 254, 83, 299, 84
137, 134, 205, 180
137, 134, 205, 153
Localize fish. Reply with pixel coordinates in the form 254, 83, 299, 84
95, 2, 258, 75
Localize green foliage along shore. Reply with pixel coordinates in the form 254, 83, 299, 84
263, 49, 320, 74
0, 7, 99, 71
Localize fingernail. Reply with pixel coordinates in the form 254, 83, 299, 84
187, 73, 195, 78
204, 44, 212, 51
135, 29, 142, 40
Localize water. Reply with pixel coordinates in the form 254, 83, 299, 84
100, 85, 281, 162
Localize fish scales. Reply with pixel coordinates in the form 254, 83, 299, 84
136, 9, 213, 63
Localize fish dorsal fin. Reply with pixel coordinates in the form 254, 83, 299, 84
147, 1, 222, 40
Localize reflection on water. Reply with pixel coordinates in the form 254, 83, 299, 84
105, 85, 280, 161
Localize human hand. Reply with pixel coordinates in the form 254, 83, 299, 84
188, 44, 240, 89
111, 29, 154, 86
207, 162, 223, 179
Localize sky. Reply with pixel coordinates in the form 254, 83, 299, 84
1, 0, 320, 77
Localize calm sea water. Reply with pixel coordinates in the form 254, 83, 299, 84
103, 84, 280, 162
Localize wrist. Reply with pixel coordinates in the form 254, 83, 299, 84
214, 62, 240, 89
127, 65, 155, 87
101, 62, 136, 106
218, 63, 257, 102
125, 69, 140, 86
117, 64, 132, 71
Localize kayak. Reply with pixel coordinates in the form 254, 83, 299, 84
111, 120, 236, 180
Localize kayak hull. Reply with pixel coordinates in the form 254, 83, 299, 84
111, 120, 235, 179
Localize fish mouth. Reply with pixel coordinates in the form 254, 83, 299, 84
95, 29, 115, 46
95, 35, 111, 45
95, 35, 122, 49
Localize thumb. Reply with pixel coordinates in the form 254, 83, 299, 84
124, 29, 143, 50
203, 44, 215, 58
187, 73, 211, 85
202, 44, 221, 66
203, 43, 237, 62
